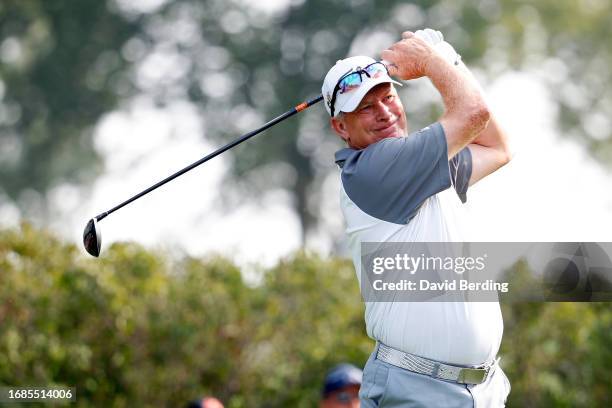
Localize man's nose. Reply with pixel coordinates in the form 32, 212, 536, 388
374, 102, 393, 121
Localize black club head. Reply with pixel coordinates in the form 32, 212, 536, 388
83, 218, 102, 257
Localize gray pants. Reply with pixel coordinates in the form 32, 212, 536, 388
359, 343, 511, 408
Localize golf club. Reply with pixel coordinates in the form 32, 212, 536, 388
83, 95, 323, 257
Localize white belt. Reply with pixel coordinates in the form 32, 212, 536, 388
376, 343, 498, 385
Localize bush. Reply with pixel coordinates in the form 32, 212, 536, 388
1, 223, 610, 406
0, 223, 369, 407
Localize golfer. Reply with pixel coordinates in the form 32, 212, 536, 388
323, 29, 512, 407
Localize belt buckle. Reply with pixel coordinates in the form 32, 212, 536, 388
457, 366, 489, 385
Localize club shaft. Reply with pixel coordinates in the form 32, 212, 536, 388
95, 95, 323, 222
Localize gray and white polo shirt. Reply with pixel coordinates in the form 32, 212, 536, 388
336, 122, 503, 366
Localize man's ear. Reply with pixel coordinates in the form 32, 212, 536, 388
330, 116, 350, 144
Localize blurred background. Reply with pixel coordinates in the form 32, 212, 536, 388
1, 0, 611, 406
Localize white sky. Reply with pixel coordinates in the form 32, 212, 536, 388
465, 72, 612, 242
2, 70, 611, 267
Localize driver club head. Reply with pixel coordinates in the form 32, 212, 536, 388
83, 218, 102, 257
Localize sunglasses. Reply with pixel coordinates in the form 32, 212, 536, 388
329, 61, 389, 117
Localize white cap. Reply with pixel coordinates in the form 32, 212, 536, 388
322, 56, 402, 117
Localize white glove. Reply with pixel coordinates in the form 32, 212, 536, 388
414, 28, 462, 66
414, 28, 444, 45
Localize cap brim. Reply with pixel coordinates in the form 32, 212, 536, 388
335, 77, 403, 116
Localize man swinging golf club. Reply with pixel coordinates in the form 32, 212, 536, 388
324, 29, 512, 406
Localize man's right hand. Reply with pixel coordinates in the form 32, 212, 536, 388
381, 32, 440, 80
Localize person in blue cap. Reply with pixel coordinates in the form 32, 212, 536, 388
320, 363, 363, 408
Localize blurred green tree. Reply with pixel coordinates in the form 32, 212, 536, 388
2, 0, 611, 240
0, 0, 141, 217
163, 0, 612, 241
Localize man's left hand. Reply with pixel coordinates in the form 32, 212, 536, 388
412, 28, 462, 66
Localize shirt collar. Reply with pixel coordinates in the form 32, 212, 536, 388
334, 147, 356, 168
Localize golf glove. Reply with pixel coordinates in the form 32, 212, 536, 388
414, 28, 462, 66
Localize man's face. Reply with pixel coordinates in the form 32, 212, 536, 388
320, 385, 360, 408
201, 398, 224, 408
331, 83, 407, 149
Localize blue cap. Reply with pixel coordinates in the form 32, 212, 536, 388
322, 363, 363, 397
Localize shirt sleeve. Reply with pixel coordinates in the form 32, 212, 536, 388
449, 147, 472, 203
340, 122, 452, 224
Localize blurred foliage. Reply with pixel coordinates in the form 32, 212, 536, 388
0, 223, 368, 407
500, 302, 612, 407
0, 0, 141, 216
2, 0, 612, 241
0, 223, 610, 406
498, 260, 612, 406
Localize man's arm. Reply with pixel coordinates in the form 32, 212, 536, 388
455, 61, 512, 185
467, 115, 511, 186
410, 29, 511, 185
384, 30, 512, 185
382, 32, 490, 159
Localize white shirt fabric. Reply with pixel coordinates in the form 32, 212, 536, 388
336, 123, 503, 366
